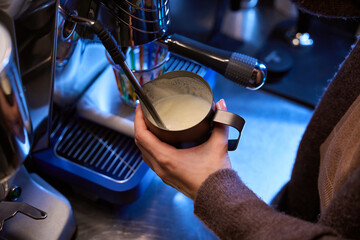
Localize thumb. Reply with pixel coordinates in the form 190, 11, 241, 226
209, 99, 229, 144
216, 99, 227, 111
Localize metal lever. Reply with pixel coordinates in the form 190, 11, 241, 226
157, 34, 267, 90
0, 201, 47, 231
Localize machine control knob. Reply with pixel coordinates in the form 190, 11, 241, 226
6, 185, 21, 201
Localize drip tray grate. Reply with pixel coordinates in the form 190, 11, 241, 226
165, 54, 207, 75
53, 115, 142, 182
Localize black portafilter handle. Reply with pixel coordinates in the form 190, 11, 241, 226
157, 34, 267, 90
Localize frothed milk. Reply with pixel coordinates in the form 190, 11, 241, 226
153, 94, 210, 130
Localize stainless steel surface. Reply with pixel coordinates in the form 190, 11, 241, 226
54, 40, 109, 107
12, 1, 57, 152
0, 167, 76, 240
58, 6, 95, 27
0, 201, 47, 231
253, 61, 267, 89
0, 182, 8, 201
0, 23, 32, 184
60, 0, 170, 46
0, 0, 32, 18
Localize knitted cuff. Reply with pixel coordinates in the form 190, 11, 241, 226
194, 169, 261, 217
193, 169, 268, 239
194, 169, 258, 209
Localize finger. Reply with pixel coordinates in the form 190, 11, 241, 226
134, 104, 149, 132
137, 145, 154, 170
134, 104, 176, 155
135, 139, 159, 170
137, 143, 168, 177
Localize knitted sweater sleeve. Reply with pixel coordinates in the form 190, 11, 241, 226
194, 169, 340, 240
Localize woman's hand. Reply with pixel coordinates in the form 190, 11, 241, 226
134, 99, 231, 199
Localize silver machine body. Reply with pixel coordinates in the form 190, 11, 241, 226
0, 2, 76, 239
59, 0, 170, 47
0, 21, 31, 187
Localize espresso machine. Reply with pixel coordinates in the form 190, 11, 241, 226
0, 0, 266, 237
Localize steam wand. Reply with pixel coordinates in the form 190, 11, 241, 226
93, 22, 166, 129
59, 11, 166, 129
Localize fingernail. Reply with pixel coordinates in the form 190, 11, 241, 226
216, 99, 227, 110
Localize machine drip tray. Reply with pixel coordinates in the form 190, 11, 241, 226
32, 110, 154, 205
53, 114, 143, 182
31, 55, 210, 205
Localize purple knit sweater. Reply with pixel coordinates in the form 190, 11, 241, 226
194, 1, 360, 239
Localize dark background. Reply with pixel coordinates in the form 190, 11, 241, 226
169, 0, 359, 108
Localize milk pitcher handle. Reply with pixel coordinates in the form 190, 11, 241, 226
212, 110, 245, 151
